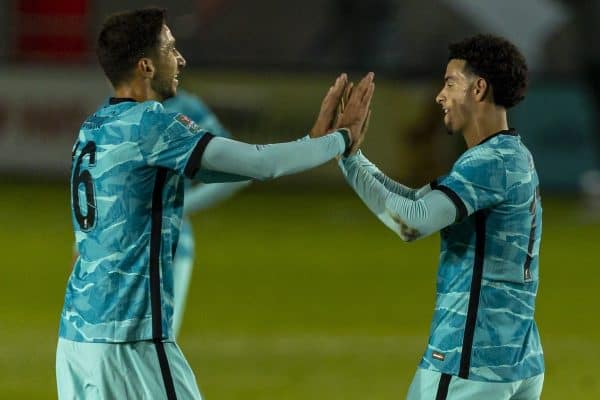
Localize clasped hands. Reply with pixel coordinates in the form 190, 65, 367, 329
309, 72, 374, 156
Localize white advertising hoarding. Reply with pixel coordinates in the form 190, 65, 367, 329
0, 67, 111, 177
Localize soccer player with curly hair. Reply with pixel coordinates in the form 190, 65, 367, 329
335, 34, 544, 399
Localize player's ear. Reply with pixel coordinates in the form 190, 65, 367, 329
473, 77, 489, 102
137, 58, 155, 79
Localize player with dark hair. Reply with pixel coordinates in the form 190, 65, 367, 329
56, 7, 373, 399
332, 34, 544, 399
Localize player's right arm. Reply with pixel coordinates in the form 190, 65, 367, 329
339, 153, 456, 241
343, 151, 432, 200
339, 147, 507, 241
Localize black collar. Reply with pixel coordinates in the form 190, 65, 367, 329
477, 128, 517, 146
109, 97, 137, 104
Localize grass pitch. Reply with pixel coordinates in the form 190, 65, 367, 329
0, 181, 598, 399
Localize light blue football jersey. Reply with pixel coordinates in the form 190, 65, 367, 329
420, 130, 544, 382
60, 98, 214, 342
163, 90, 231, 264
164, 89, 231, 140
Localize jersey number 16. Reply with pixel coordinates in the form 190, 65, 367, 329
71, 141, 97, 231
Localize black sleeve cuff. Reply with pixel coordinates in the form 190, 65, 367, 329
184, 132, 215, 179
336, 128, 352, 157
433, 184, 468, 222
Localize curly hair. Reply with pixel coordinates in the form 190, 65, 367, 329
448, 34, 528, 109
97, 8, 166, 87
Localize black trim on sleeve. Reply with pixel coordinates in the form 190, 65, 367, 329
150, 169, 178, 400
430, 179, 439, 190
459, 210, 487, 379
183, 133, 215, 179
435, 373, 452, 400
434, 184, 468, 222
336, 128, 352, 157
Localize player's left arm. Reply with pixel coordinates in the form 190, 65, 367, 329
193, 131, 349, 182
165, 92, 253, 210
139, 105, 254, 182
188, 73, 370, 182
143, 74, 369, 182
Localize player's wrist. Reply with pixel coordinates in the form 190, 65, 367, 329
336, 128, 353, 157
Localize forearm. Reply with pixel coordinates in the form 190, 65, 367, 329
197, 131, 347, 181
340, 154, 456, 241
183, 181, 251, 214
347, 152, 430, 199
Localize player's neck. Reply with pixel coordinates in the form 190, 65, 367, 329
113, 79, 162, 103
462, 106, 508, 148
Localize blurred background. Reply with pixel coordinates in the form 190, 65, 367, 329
1, 0, 599, 398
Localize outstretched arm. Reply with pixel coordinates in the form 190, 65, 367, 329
195, 131, 349, 182
186, 73, 375, 184
346, 151, 432, 200
339, 153, 456, 241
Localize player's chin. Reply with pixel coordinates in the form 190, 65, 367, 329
162, 87, 177, 100
442, 120, 451, 132
443, 119, 457, 135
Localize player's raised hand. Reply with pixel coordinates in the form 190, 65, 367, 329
334, 72, 374, 154
336, 81, 372, 153
333, 81, 353, 127
310, 73, 348, 138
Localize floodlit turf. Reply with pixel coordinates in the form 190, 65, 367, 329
0, 181, 598, 399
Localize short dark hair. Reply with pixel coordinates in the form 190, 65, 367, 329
97, 7, 166, 87
448, 34, 528, 108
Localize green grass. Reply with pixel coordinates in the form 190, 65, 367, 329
0, 181, 598, 399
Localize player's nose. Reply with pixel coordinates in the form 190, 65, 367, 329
435, 89, 445, 105
176, 50, 186, 69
